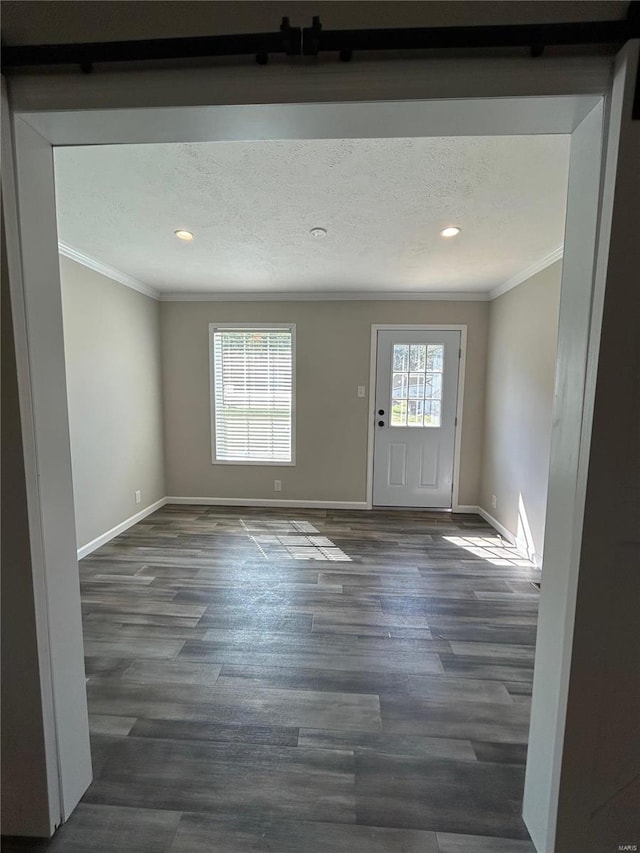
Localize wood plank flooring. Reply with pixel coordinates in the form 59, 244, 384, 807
3, 506, 540, 852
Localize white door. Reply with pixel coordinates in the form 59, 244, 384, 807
373, 329, 461, 508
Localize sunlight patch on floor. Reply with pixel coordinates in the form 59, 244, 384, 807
444, 535, 535, 567
241, 519, 352, 561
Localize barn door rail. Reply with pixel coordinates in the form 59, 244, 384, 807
302, 9, 639, 60
2, 5, 639, 115
0, 16, 301, 72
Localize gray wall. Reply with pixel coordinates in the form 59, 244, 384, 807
480, 261, 562, 561
161, 300, 489, 506
60, 256, 165, 548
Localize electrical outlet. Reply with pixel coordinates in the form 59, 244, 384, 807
274, 479, 282, 492
135, 490, 142, 504
491, 494, 497, 509
357, 385, 366, 398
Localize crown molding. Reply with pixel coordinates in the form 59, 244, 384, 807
489, 246, 564, 301
158, 289, 490, 303
57, 243, 563, 304
58, 242, 160, 300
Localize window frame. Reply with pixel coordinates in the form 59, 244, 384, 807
209, 323, 297, 466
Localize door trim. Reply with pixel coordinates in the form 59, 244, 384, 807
5, 53, 625, 841
367, 324, 467, 511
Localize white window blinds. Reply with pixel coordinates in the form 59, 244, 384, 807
212, 327, 294, 463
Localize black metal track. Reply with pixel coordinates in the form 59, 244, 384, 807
2, 8, 639, 116
1, 19, 301, 69
3, 13, 639, 71
302, 18, 638, 56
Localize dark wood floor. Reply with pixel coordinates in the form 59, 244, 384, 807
4, 506, 540, 852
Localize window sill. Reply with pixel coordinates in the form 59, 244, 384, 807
212, 459, 296, 467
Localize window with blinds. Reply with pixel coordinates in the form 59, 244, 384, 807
210, 325, 295, 464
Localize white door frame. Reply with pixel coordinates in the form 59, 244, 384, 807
3, 47, 635, 847
367, 324, 467, 511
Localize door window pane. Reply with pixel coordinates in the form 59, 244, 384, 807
391, 399, 407, 426
408, 372, 425, 398
425, 373, 442, 399
424, 400, 442, 427
408, 399, 424, 426
427, 344, 444, 372
409, 344, 426, 371
392, 373, 408, 399
390, 342, 445, 428
393, 344, 409, 372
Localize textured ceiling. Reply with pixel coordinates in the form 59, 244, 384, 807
53, 136, 570, 295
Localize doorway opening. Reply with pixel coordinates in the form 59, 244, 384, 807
4, 46, 633, 851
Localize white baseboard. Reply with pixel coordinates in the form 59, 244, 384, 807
452, 504, 481, 514
166, 496, 370, 510
477, 506, 518, 544
77, 497, 167, 559
478, 506, 543, 566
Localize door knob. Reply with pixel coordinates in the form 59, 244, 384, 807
377, 420, 385, 427
378, 409, 385, 415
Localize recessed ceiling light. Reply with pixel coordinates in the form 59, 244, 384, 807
310, 227, 327, 239
440, 226, 461, 238
174, 230, 194, 241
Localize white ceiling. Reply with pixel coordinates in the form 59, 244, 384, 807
53, 136, 569, 298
